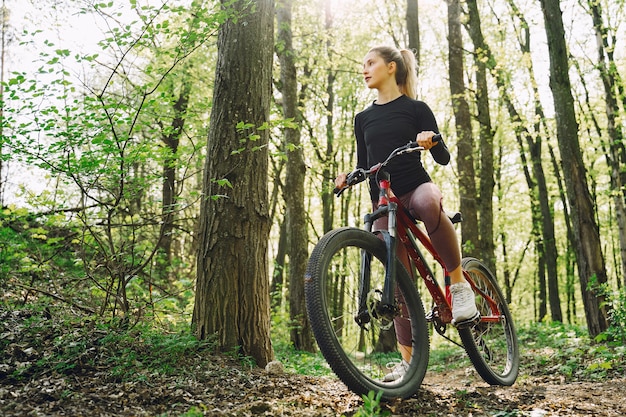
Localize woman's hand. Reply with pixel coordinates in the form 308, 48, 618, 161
334, 173, 347, 189
416, 131, 438, 150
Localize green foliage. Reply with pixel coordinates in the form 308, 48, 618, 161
0, 207, 89, 308
174, 405, 208, 417
273, 342, 331, 376
0, 1, 238, 318
594, 281, 626, 343
270, 305, 332, 375
426, 338, 469, 373
350, 391, 389, 417
0, 305, 216, 383
517, 322, 625, 380
272, 320, 625, 384
0, 206, 195, 320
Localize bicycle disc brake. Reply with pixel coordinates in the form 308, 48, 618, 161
366, 289, 396, 331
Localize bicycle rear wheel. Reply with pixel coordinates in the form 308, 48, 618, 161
458, 257, 519, 386
305, 227, 429, 399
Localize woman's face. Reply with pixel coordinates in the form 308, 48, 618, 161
362, 51, 394, 90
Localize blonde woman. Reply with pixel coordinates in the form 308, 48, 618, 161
335, 46, 479, 382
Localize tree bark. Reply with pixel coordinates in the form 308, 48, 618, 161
159, 82, 190, 262
193, 0, 274, 366
277, 0, 314, 352
270, 216, 287, 309
587, 0, 626, 287
465, 0, 495, 272
322, 2, 336, 234
0, 0, 6, 206
406, 0, 420, 73
495, 0, 563, 321
538, 0, 609, 336
446, 0, 479, 256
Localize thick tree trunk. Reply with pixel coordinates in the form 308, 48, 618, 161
193, 0, 274, 367
538, 0, 608, 336
277, 0, 314, 352
446, 0, 479, 256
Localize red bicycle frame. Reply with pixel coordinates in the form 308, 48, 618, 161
370, 173, 503, 328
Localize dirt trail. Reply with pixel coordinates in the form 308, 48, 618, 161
2, 364, 624, 416
417, 368, 626, 416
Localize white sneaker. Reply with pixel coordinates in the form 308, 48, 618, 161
383, 360, 409, 382
451, 282, 480, 323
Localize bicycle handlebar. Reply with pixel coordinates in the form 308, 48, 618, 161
334, 133, 442, 196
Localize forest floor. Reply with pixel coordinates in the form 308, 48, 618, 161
2, 357, 625, 417
1, 308, 625, 417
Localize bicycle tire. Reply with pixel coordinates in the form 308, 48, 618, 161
305, 227, 429, 399
458, 257, 520, 386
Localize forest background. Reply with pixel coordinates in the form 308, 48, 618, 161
0, 0, 625, 378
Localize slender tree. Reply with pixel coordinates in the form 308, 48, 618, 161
158, 81, 190, 263
406, 0, 420, 72
0, 0, 8, 206
490, 0, 563, 322
586, 0, 626, 287
321, 1, 337, 234
446, 0, 479, 256
193, 0, 275, 366
465, 0, 495, 272
276, 0, 314, 351
538, 0, 608, 336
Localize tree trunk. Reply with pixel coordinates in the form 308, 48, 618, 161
0, 0, 6, 207
587, 0, 626, 287
406, 0, 420, 73
270, 216, 287, 309
192, 0, 274, 367
505, 0, 562, 322
538, 0, 608, 337
277, 0, 314, 352
548, 142, 577, 323
322, 2, 336, 234
446, 0, 479, 255
159, 82, 190, 262
466, 0, 495, 272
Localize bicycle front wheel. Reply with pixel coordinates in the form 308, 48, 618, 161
305, 227, 429, 399
458, 257, 519, 386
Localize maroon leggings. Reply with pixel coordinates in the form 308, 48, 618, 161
372, 182, 461, 346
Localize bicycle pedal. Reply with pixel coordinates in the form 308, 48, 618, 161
452, 314, 481, 329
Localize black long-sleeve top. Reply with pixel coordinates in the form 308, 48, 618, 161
354, 95, 450, 201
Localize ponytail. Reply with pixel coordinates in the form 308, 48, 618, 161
368, 46, 419, 99
399, 49, 418, 99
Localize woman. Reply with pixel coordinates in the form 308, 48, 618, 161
334, 46, 479, 382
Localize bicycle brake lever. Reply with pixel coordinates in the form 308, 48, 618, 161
397, 142, 424, 155
346, 168, 366, 185
334, 168, 366, 197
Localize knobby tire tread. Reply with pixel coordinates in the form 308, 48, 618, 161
305, 227, 429, 399
458, 257, 520, 386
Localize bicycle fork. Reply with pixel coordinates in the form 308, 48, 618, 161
355, 199, 400, 327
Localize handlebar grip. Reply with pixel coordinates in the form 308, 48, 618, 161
433, 133, 442, 142
334, 187, 346, 197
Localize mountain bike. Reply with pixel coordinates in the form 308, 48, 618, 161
304, 135, 519, 399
